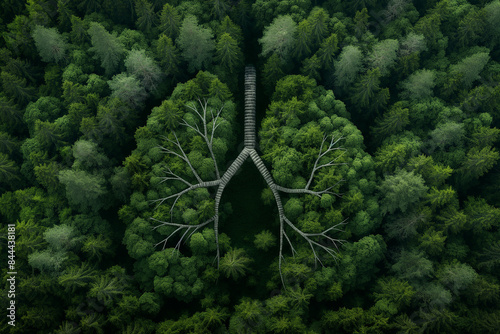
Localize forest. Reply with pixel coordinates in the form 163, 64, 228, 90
1, 0, 500, 333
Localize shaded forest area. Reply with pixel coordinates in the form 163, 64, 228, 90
1, 0, 500, 333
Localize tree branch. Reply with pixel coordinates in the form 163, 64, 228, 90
274, 179, 345, 198
150, 180, 220, 220
305, 135, 346, 190
151, 216, 216, 253
184, 98, 224, 179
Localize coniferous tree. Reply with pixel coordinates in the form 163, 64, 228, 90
0, 71, 36, 106
156, 34, 181, 79
216, 33, 243, 72
293, 20, 312, 60
32, 26, 68, 63
259, 15, 297, 59
124, 49, 162, 91
135, 0, 158, 34
177, 15, 215, 72
333, 45, 363, 91
317, 33, 338, 70
88, 22, 125, 75
159, 3, 181, 39
262, 54, 284, 93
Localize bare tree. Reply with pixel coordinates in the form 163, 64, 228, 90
151, 66, 347, 286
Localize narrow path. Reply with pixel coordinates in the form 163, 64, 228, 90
244, 66, 256, 148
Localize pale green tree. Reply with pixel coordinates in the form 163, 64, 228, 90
380, 169, 428, 214
58, 169, 107, 212
177, 15, 215, 72
88, 22, 125, 75
259, 15, 297, 59
334, 45, 363, 90
108, 73, 147, 107
401, 69, 436, 100
367, 39, 399, 76
32, 25, 67, 63
124, 49, 162, 91
450, 52, 490, 88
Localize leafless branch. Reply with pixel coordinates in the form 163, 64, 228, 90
184, 98, 224, 179
159, 132, 203, 183
305, 135, 346, 190
151, 216, 216, 253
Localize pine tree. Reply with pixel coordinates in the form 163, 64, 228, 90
216, 33, 243, 72
177, 15, 215, 72
380, 169, 428, 214
88, 275, 124, 306
88, 22, 125, 75
373, 103, 409, 139
135, 0, 158, 34
259, 15, 297, 59
301, 54, 321, 80
317, 34, 338, 70
308, 8, 329, 45
450, 52, 490, 89
293, 20, 312, 60
457, 7, 485, 47
459, 146, 499, 181
262, 54, 284, 93
0, 96, 23, 131
108, 73, 147, 107
351, 68, 383, 109
70, 15, 88, 44
334, 45, 363, 90
425, 186, 456, 209
367, 39, 399, 76
156, 34, 181, 78
32, 25, 68, 63
216, 16, 243, 46
212, 0, 229, 21
159, 3, 181, 39
0, 71, 36, 106
401, 69, 436, 100
124, 49, 162, 91
0, 152, 18, 184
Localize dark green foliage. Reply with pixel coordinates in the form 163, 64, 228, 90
159, 3, 181, 39
1, 71, 36, 106
215, 33, 243, 72
156, 34, 181, 78
135, 0, 158, 34
2, 1, 500, 333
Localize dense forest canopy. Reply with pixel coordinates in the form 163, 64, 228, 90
1, 0, 500, 333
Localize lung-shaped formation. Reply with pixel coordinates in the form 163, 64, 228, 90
152, 66, 346, 286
